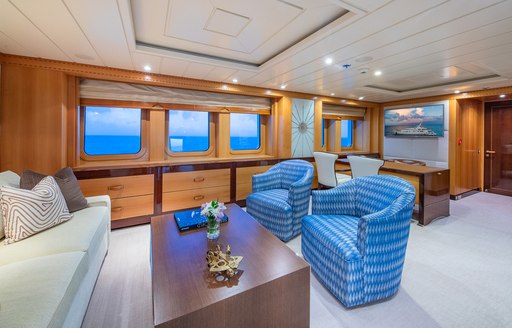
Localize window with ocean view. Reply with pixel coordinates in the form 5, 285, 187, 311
230, 113, 260, 151
341, 120, 353, 148
83, 107, 142, 155
168, 110, 209, 152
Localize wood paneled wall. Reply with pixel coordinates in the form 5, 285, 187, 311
0, 64, 67, 174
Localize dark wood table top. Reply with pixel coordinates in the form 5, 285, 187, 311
151, 204, 310, 327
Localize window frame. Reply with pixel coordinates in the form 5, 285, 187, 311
228, 113, 263, 154
79, 106, 148, 161
340, 119, 355, 150
165, 109, 215, 157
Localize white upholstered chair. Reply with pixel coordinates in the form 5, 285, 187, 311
347, 155, 384, 178
313, 152, 352, 188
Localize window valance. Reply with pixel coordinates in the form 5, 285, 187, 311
80, 79, 271, 114
322, 103, 366, 120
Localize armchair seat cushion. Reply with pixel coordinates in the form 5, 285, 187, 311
302, 215, 361, 261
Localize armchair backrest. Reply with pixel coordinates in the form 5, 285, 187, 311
278, 159, 314, 189
347, 155, 384, 178
313, 152, 338, 188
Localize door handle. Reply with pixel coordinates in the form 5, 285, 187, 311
485, 150, 496, 154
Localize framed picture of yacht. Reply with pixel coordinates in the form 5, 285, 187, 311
384, 104, 444, 137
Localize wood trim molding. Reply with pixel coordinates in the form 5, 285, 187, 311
0, 53, 378, 107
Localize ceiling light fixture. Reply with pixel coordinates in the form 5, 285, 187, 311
221, 85, 229, 90
265, 90, 272, 95
499, 94, 506, 98
143, 65, 151, 72
374, 70, 382, 76
341, 99, 346, 103
324, 57, 333, 65
454, 90, 461, 94
358, 96, 365, 100
280, 84, 287, 89
330, 93, 335, 96
313, 96, 318, 100
232, 78, 238, 83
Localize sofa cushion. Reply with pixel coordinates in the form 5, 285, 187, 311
0, 252, 88, 328
1, 176, 72, 244
0, 171, 20, 240
20, 167, 88, 212
0, 205, 108, 267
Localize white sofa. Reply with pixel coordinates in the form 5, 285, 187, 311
0, 171, 110, 328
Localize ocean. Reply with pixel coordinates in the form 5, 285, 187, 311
84, 135, 260, 155
385, 123, 444, 137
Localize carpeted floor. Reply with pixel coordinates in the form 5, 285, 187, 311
82, 192, 512, 328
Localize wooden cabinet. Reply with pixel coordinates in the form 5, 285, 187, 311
79, 174, 154, 221
162, 169, 230, 212
236, 166, 272, 200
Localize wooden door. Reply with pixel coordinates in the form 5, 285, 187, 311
484, 101, 512, 196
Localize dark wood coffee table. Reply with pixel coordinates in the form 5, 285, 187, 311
150, 204, 310, 328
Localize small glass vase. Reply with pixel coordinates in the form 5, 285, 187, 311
206, 217, 220, 240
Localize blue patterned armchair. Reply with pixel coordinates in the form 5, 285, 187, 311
246, 160, 314, 242
301, 175, 415, 307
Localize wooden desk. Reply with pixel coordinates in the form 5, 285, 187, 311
336, 159, 450, 226
151, 204, 310, 328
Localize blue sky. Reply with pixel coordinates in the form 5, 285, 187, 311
384, 105, 444, 126
86, 107, 260, 137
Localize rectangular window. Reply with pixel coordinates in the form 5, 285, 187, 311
230, 113, 261, 151
168, 110, 210, 152
341, 120, 353, 148
84, 106, 142, 155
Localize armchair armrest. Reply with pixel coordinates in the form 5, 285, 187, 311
287, 169, 314, 208
252, 168, 281, 193
311, 181, 357, 215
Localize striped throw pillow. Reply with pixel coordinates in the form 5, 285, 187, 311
0, 176, 72, 244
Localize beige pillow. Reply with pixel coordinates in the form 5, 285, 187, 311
0, 176, 72, 244
0, 171, 21, 240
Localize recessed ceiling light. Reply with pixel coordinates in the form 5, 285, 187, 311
374, 70, 382, 76
324, 57, 333, 65
221, 85, 229, 90
232, 78, 238, 83
499, 94, 506, 98
313, 96, 318, 100
358, 96, 365, 100
265, 90, 272, 95
144, 75, 151, 81
330, 93, 335, 96
143, 65, 152, 72
280, 84, 287, 89
454, 90, 461, 94
341, 99, 347, 103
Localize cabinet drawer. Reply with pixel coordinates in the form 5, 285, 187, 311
79, 175, 154, 199
111, 194, 154, 221
162, 186, 230, 212
163, 169, 230, 192
236, 166, 272, 185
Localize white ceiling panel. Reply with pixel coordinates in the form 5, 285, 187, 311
10, 0, 104, 66
0, 0, 69, 61
0, 0, 511, 101
63, 0, 133, 69
183, 62, 216, 80
131, 52, 162, 74
160, 57, 190, 77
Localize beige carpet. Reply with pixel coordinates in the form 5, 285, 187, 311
82, 192, 512, 328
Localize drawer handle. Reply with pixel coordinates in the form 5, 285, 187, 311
193, 195, 205, 201
193, 177, 205, 182
112, 206, 123, 212
108, 185, 124, 191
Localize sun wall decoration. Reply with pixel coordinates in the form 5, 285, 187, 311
291, 98, 315, 158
